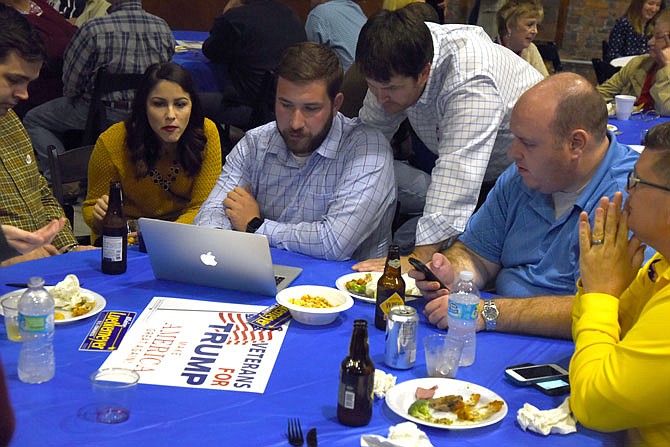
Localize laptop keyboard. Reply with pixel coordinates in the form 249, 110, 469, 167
274, 275, 285, 286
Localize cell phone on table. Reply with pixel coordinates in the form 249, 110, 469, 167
408, 257, 450, 291
504, 363, 569, 386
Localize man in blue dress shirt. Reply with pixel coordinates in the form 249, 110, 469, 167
195, 43, 396, 262
305, 0, 367, 74
413, 72, 640, 339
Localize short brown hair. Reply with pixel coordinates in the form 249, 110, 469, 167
550, 75, 608, 144
275, 42, 343, 101
0, 4, 45, 64
643, 121, 670, 183
496, 0, 544, 38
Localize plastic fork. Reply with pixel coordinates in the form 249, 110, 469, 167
287, 418, 304, 446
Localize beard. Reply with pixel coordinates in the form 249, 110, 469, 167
279, 109, 334, 156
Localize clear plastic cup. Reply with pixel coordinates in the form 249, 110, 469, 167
1, 294, 22, 342
90, 368, 140, 423
423, 334, 464, 378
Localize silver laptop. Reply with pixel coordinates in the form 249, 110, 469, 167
138, 218, 302, 296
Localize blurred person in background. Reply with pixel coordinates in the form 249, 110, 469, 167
607, 0, 665, 61
305, 0, 367, 73
570, 122, 670, 445
0, 0, 77, 117
495, 0, 549, 77
47, 0, 108, 25
201, 0, 306, 130
82, 62, 221, 245
598, 9, 670, 116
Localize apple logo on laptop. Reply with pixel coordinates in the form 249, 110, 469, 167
200, 251, 217, 266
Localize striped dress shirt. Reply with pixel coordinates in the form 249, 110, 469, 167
195, 114, 396, 261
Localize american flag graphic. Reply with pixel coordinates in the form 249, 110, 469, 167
218, 312, 273, 345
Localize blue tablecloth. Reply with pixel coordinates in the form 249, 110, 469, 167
609, 115, 670, 146
172, 30, 219, 93
0, 249, 622, 446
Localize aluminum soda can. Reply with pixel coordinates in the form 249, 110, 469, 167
384, 305, 418, 369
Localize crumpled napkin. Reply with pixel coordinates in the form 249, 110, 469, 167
373, 369, 396, 399
361, 422, 434, 447
517, 397, 577, 435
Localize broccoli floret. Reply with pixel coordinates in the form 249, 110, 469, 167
408, 399, 434, 422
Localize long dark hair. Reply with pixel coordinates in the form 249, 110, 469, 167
125, 62, 207, 178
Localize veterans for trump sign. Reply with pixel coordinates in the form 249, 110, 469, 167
100, 297, 289, 393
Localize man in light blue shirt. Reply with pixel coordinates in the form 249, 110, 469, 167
413, 73, 639, 339
305, 0, 367, 74
195, 42, 396, 261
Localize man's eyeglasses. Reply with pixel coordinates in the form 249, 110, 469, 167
627, 170, 670, 192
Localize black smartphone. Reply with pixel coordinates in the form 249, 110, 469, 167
533, 378, 571, 396
408, 257, 450, 291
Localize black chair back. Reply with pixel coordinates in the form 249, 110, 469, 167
81, 67, 144, 145
535, 41, 563, 73
591, 58, 621, 84
48, 144, 94, 229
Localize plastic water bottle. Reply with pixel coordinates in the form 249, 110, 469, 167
447, 271, 480, 366
18, 277, 55, 384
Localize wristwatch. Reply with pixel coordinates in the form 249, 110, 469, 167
482, 300, 499, 331
246, 217, 263, 233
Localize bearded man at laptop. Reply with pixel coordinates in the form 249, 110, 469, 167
195, 42, 396, 262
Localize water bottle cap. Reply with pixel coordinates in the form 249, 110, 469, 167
459, 271, 474, 281
27, 277, 45, 288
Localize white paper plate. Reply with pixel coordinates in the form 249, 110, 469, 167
0, 287, 106, 325
335, 272, 419, 303
385, 377, 508, 430
607, 124, 618, 132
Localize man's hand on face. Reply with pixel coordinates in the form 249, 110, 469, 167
224, 185, 261, 232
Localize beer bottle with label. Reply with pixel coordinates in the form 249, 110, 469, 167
101, 181, 127, 274
337, 319, 374, 426
374, 244, 405, 330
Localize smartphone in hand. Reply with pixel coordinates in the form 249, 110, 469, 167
408, 257, 450, 291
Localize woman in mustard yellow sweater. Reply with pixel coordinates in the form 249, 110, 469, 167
82, 62, 222, 244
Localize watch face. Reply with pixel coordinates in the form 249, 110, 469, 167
483, 305, 498, 320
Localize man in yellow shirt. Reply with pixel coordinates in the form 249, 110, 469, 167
571, 122, 670, 446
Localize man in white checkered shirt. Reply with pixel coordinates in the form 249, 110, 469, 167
352, 8, 543, 272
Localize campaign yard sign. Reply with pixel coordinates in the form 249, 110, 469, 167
100, 297, 289, 393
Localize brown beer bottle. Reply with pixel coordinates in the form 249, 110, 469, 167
101, 181, 127, 274
337, 319, 374, 426
374, 244, 405, 330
